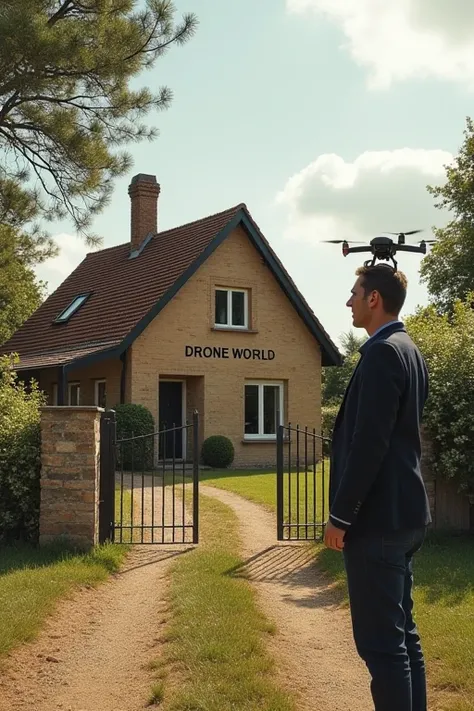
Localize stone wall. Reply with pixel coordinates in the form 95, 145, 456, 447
39, 406, 103, 549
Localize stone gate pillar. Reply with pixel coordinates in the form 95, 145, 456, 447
39, 406, 103, 549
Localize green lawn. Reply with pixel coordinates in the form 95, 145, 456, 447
0, 542, 128, 660
203, 469, 474, 711
150, 493, 295, 711
202, 465, 330, 540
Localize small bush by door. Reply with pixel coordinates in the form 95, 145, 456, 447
201, 435, 235, 468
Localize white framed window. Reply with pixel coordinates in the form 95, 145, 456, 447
215, 288, 248, 329
244, 381, 283, 439
94, 379, 107, 408
68, 382, 80, 406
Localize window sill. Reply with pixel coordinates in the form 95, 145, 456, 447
212, 326, 258, 334
242, 438, 288, 444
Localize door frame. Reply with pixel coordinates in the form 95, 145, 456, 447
158, 378, 187, 460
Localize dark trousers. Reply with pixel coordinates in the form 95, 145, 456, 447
343, 527, 427, 711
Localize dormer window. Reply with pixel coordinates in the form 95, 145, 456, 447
54, 293, 90, 324
215, 288, 248, 329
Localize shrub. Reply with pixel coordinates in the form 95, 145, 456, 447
0, 355, 45, 543
321, 403, 339, 457
115, 403, 155, 470
201, 435, 235, 468
406, 298, 474, 498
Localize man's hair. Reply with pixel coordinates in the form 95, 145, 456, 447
355, 264, 408, 315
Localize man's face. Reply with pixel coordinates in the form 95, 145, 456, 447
346, 276, 372, 329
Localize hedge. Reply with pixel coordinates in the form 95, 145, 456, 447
115, 403, 155, 470
0, 355, 45, 543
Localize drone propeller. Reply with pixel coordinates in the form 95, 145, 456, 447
322, 239, 364, 244
386, 230, 423, 236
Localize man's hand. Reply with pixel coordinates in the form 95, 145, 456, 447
324, 520, 346, 551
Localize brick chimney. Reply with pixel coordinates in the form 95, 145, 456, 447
128, 174, 161, 253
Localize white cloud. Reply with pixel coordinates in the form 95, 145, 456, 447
286, 0, 474, 88
272, 148, 452, 342
276, 148, 452, 245
35, 233, 90, 295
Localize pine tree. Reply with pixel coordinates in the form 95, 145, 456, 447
0, 0, 198, 244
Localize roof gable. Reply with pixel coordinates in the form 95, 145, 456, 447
1, 204, 341, 368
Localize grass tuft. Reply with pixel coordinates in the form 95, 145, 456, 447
148, 681, 165, 706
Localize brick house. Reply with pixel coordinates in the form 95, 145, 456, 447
1, 174, 342, 467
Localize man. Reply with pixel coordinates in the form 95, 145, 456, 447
324, 264, 431, 711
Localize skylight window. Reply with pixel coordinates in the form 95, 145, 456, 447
54, 293, 90, 323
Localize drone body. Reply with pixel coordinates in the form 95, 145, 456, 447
325, 231, 435, 270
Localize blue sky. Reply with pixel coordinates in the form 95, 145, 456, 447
36, 0, 474, 348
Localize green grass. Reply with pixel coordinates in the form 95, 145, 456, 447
153, 493, 295, 711
0, 541, 128, 660
203, 469, 474, 711
202, 465, 330, 538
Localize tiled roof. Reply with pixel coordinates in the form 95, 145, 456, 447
1, 203, 342, 368
1, 204, 243, 364
10, 342, 121, 371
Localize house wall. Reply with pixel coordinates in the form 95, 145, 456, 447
130, 225, 322, 467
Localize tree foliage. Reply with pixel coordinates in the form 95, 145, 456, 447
421, 117, 474, 311
0, 0, 198, 243
322, 330, 366, 406
0, 225, 47, 346
0, 355, 45, 543
406, 299, 474, 497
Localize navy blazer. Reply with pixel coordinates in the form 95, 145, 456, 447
329, 322, 432, 536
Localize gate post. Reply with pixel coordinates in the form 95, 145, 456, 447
99, 410, 116, 543
192, 410, 200, 544
39, 406, 103, 550
276, 424, 284, 541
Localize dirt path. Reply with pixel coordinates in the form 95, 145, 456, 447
0, 480, 371, 711
0, 546, 191, 711
201, 484, 373, 711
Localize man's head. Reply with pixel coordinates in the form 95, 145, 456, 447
347, 264, 408, 334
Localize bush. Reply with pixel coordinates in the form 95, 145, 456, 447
115, 403, 155, 471
0, 355, 45, 543
321, 402, 339, 457
201, 435, 235, 468
406, 298, 474, 498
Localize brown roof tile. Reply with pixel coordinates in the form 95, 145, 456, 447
11, 342, 121, 371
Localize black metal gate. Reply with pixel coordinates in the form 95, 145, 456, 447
99, 410, 199, 544
276, 424, 330, 541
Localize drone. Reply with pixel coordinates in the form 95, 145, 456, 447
324, 231, 436, 271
